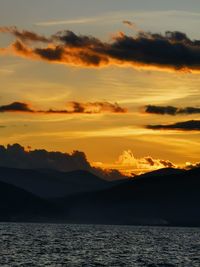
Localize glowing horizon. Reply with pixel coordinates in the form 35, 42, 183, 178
0, 0, 200, 176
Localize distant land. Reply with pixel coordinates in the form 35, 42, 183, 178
0, 166, 200, 226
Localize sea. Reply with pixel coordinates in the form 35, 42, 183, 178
0, 223, 199, 266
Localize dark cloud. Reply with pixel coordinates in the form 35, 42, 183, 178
122, 20, 136, 28
33, 33, 107, 66
0, 144, 127, 180
0, 102, 34, 113
178, 107, 200, 115
2, 27, 200, 71
43, 101, 127, 114
144, 156, 175, 168
145, 105, 200, 115
0, 101, 127, 114
53, 30, 102, 48
13, 41, 28, 53
104, 31, 200, 71
34, 46, 64, 61
147, 120, 200, 131
159, 159, 175, 168
65, 101, 127, 114
144, 156, 155, 166
145, 105, 178, 115
0, 143, 91, 171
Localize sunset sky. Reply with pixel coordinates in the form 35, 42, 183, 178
1, 0, 200, 175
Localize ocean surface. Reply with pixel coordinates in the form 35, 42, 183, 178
0, 223, 199, 266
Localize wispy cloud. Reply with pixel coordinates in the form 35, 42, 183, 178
0, 68, 14, 75
35, 10, 200, 27
35, 18, 100, 26
0, 26, 49, 43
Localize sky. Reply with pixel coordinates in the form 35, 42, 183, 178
0, 0, 200, 175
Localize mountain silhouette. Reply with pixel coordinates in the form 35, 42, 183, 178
0, 166, 200, 226
0, 167, 119, 198
0, 180, 58, 222
134, 167, 184, 179
62, 167, 200, 226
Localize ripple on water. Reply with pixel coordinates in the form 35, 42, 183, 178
0, 223, 199, 266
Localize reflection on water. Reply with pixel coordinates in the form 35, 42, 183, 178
0, 223, 199, 266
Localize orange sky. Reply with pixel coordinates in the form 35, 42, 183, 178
0, 1, 200, 175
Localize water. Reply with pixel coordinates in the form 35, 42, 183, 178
0, 223, 199, 267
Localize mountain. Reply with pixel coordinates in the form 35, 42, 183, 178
0, 166, 200, 226
135, 167, 185, 179
0, 167, 121, 198
61, 167, 200, 226
0, 180, 58, 222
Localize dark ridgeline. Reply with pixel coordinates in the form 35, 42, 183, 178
0, 180, 59, 222
61, 167, 200, 226
0, 166, 200, 226
0, 167, 111, 198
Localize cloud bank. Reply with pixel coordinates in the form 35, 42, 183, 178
0, 145, 198, 178
0, 101, 127, 114
1, 27, 200, 72
145, 105, 200, 115
147, 120, 200, 131
0, 144, 127, 181
116, 150, 176, 175
186, 161, 200, 169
